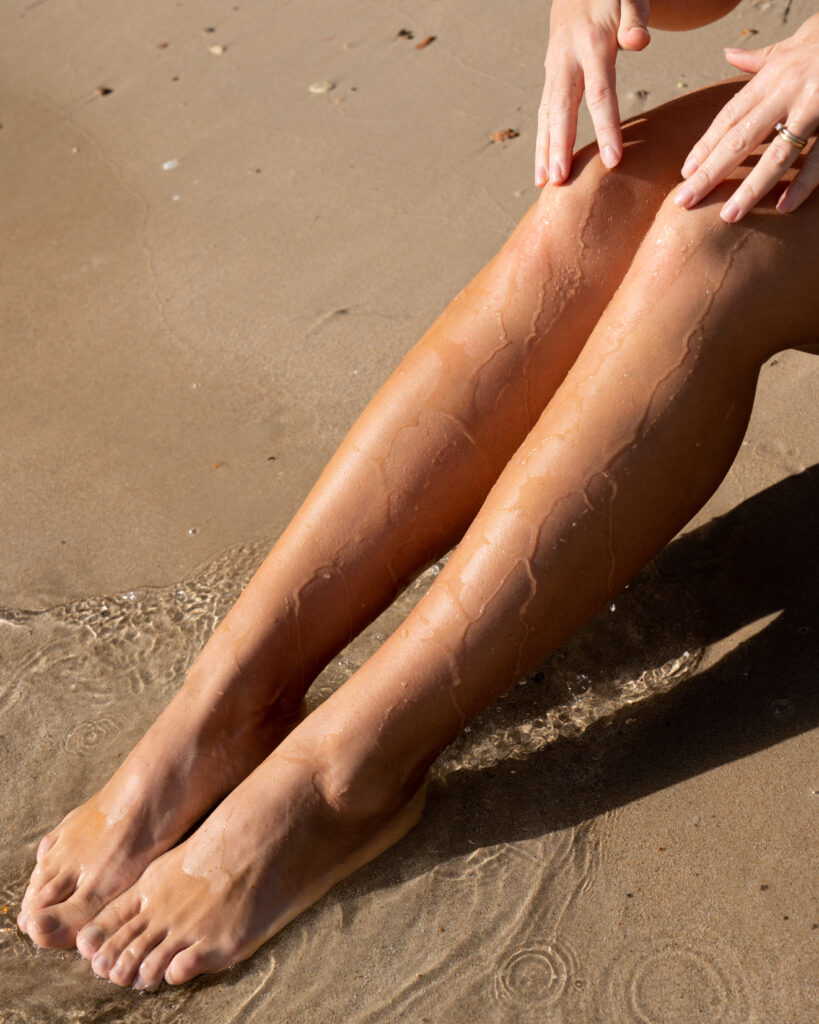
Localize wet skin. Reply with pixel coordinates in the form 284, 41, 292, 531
19, 80, 818, 984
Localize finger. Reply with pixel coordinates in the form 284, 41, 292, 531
617, 0, 651, 51
584, 56, 623, 168
778, 142, 819, 213
675, 101, 781, 210
723, 42, 777, 75
680, 81, 763, 178
719, 132, 803, 222
535, 74, 551, 187
547, 65, 584, 184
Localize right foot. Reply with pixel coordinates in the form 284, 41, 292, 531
17, 640, 303, 948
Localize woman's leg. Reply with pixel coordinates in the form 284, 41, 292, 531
21, 83, 742, 949
71, 128, 819, 988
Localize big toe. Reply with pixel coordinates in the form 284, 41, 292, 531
36, 829, 59, 862
166, 942, 226, 986
27, 888, 104, 948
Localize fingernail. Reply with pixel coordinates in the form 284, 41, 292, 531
602, 145, 619, 169
673, 185, 695, 209
550, 160, 564, 183
681, 156, 698, 178
720, 200, 740, 223
17, 913, 27, 932
535, 165, 547, 187
777, 193, 793, 214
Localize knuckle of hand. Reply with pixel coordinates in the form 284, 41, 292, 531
769, 140, 794, 168
715, 101, 738, 130
586, 82, 614, 107
550, 91, 573, 116
738, 181, 758, 205
724, 126, 747, 153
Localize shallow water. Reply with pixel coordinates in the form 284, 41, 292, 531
1, 494, 815, 1022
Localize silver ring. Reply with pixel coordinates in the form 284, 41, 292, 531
775, 121, 808, 150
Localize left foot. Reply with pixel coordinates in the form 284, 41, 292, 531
74, 732, 426, 989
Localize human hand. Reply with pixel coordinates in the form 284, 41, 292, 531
536, 0, 651, 187
674, 13, 819, 220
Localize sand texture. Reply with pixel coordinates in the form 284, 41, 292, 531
1, 0, 817, 1021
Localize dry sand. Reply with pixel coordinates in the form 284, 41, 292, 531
1, 0, 816, 1021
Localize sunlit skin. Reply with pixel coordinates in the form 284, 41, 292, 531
17, 77, 818, 989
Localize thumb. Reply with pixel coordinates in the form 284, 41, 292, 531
724, 42, 776, 74
617, 0, 651, 51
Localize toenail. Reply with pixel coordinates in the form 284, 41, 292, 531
133, 974, 158, 992
78, 925, 105, 952
92, 953, 110, 974
33, 913, 59, 934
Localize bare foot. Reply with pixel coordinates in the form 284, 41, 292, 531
17, 639, 303, 948
74, 733, 426, 989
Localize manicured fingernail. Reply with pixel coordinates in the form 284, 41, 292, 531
535, 165, 547, 187
602, 145, 619, 168
673, 185, 695, 209
550, 160, 564, 183
681, 156, 698, 177
720, 200, 740, 223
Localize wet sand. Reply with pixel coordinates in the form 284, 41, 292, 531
1, 0, 817, 1021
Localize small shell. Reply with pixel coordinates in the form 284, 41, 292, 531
491, 128, 519, 144
208, 43, 226, 55
308, 80, 335, 94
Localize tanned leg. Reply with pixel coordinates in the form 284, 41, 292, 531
21, 79, 739, 952
70, 88, 819, 987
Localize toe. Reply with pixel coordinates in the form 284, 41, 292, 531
78, 890, 142, 959
166, 941, 225, 986
21, 861, 62, 913
30, 870, 76, 911
91, 914, 145, 980
26, 884, 104, 948
109, 928, 165, 988
134, 936, 186, 992
75, 922, 106, 960
36, 829, 59, 862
